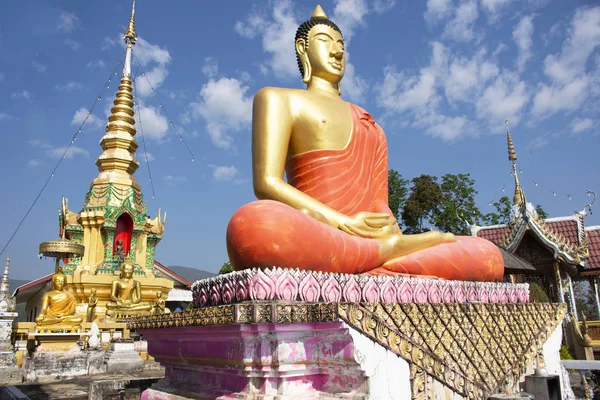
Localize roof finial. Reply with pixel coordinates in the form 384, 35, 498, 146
506, 120, 525, 207
311, 5, 328, 19
124, 0, 137, 45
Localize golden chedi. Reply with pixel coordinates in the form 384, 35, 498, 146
35, 271, 82, 330
226, 5, 504, 281
106, 261, 152, 317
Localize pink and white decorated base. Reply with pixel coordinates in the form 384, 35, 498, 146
192, 267, 529, 308
139, 322, 370, 399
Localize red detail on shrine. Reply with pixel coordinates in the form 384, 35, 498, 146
587, 228, 600, 270
114, 213, 134, 256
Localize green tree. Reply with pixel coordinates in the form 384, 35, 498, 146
483, 196, 512, 225
219, 261, 234, 275
573, 281, 599, 320
535, 204, 549, 220
432, 173, 482, 235
401, 175, 442, 233
388, 169, 409, 222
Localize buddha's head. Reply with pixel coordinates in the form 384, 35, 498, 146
119, 261, 135, 279
295, 5, 345, 85
52, 271, 67, 291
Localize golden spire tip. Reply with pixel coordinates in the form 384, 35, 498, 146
311, 5, 328, 19
124, 0, 137, 44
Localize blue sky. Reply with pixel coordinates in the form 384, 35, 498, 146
0, 0, 598, 280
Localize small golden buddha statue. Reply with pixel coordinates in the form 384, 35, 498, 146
225, 5, 504, 281
36, 271, 82, 328
105, 261, 152, 317
86, 288, 98, 322
152, 291, 168, 314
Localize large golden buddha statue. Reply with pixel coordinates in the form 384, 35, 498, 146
36, 271, 82, 327
106, 261, 152, 317
226, 5, 503, 281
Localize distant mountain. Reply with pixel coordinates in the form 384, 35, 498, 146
167, 266, 216, 283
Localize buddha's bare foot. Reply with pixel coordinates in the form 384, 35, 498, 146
378, 231, 456, 263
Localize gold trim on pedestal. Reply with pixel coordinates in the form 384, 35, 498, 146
39, 238, 85, 259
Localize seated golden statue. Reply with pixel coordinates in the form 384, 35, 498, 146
226, 5, 504, 281
152, 291, 169, 314
106, 261, 152, 317
36, 271, 82, 328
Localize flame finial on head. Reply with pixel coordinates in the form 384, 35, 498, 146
311, 5, 328, 19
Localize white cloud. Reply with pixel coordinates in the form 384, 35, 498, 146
11, 91, 33, 100
424, 0, 452, 24
47, 146, 89, 159
476, 71, 530, 127
55, 81, 83, 92
443, 0, 479, 42
133, 38, 172, 97
210, 165, 239, 182
136, 66, 169, 97
87, 60, 106, 69
28, 160, 41, 167
542, 7, 600, 85
0, 72, 4, 81
331, 0, 369, 42
57, 11, 79, 33
32, 61, 47, 73
341, 55, 368, 102
527, 135, 549, 149
71, 107, 103, 129
136, 104, 169, 141
513, 16, 534, 72
65, 38, 81, 50
202, 57, 219, 78
531, 76, 589, 118
481, 0, 514, 18
144, 152, 155, 162
101, 36, 118, 51
571, 117, 594, 134
163, 175, 187, 184
531, 7, 600, 119
235, 0, 299, 79
188, 77, 253, 149
0, 112, 12, 121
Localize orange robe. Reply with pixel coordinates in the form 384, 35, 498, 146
226, 104, 504, 281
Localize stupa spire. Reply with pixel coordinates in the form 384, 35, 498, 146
88, 0, 140, 202
0, 258, 10, 296
123, 0, 136, 77
506, 120, 525, 207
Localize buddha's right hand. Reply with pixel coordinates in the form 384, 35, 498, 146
339, 212, 398, 239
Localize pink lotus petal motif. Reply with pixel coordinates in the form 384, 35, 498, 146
321, 276, 342, 302
235, 276, 249, 302
380, 279, 397, 303
251, 269, 275, 301
427, 282, 441, 303
275, 271, 299, 301
209, 281, 222, 306
342, 277, 361, 302
397, 279, 413, 303
413, 281, 428, 303
221, 278, 234, 304
361, 278, 380, 302
440, 283, 453, 303
467, 284, 478, 302
454, 283, 466, 303
488, 286, 498, 304
299, 273, 321, 302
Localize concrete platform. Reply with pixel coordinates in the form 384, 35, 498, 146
13, 364, 163, 400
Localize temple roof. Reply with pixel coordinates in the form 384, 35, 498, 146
587, 226, 600, 271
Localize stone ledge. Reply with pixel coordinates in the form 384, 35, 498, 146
191, 268, 529, 307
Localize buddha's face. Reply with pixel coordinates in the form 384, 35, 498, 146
300, 24, 345, 83
53, 274, 66, 290
121, 263, 134, 279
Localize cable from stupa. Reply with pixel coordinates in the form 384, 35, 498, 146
89, 1, 141, 203
505, 120, 525, 207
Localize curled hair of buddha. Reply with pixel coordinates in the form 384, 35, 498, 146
295, 16, 343, 78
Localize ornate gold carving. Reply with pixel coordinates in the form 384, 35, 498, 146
39, 238, 85, 259
337, 302, 566, 399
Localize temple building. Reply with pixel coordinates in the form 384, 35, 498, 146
470, 122, 600, 317
10, 2, 202, 359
